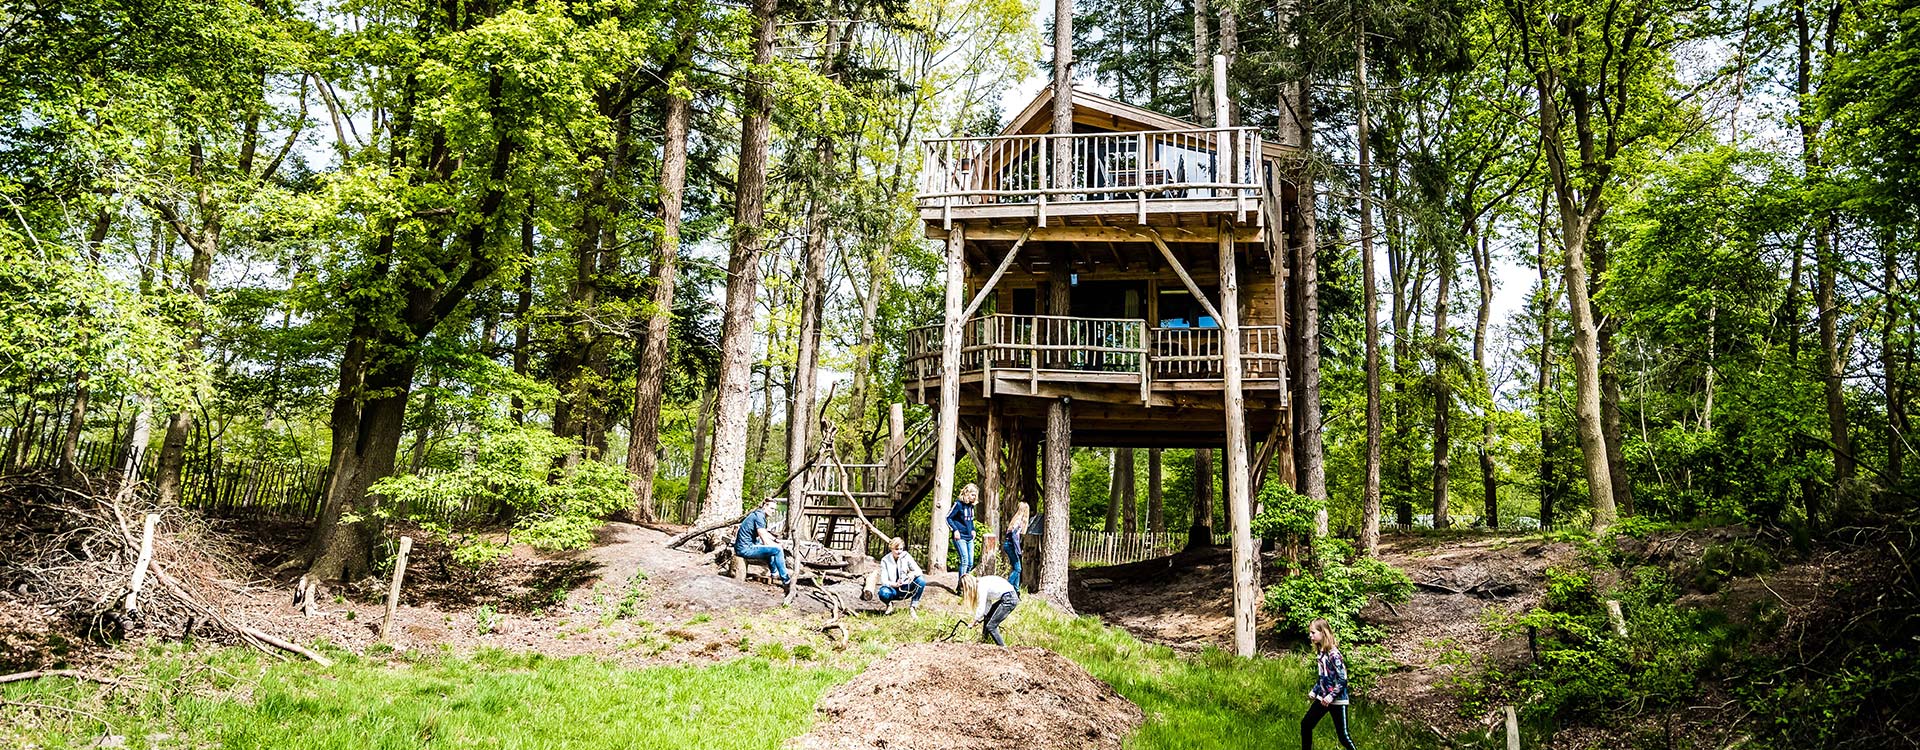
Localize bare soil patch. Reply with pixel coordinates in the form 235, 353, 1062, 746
1068, 546, 1295, 653
785, 642, 1142, 750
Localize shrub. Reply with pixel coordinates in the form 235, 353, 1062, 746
1543, 566, 1600, 613
1261, 540, 1412, 643
1692, 538, 1778, 592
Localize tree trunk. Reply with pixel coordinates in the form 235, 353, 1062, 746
694, 0, 779, 533
155, 224, 215, 506
1886, 240, 1907, 485
1037, 251, 1075, 612
784, 19, 845, 531
686, 386, 716, 512
511, 220, 534, 424
1431, 223, 1456, 529
1190, 0, 1211, 122
1275, 9, 1327, 534
627, 38, 693, 521
1473, 228, 1498, 528
930, 222, 966, 573
1148, 449, 1165, 533
1357, 26, 1384, 555
1104, 449, 1122, 533
1536, 191, 1558, 529
1188, 448, 1216, 549
1591, 238, 1634, 516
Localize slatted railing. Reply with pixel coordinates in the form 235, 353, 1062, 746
919, 127, 1264, 224
1150, 325, 1286, 381
906, 315, 1283, 394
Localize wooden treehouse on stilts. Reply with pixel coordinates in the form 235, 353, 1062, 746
793, 61, 1303, 657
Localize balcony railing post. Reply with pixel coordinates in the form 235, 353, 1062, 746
982, 315, 995, 397
1136, 132, 1148, 224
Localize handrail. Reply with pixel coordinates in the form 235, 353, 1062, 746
918, 127, 1264, 220
921, 126, 1259, 143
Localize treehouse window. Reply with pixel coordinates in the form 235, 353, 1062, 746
1158, 286, 1218, 328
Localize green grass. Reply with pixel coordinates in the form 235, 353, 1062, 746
6, 604, 1461, 750
3, 645, 851, 749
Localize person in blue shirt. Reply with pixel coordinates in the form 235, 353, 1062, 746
947, 483, 979, 577
1001, 501, 1030, 589
732, 499, 791, 586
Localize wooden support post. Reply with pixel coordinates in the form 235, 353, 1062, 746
125, 513, 159, 615
1222, 218, 1257, 656
930, 224, 966, 573
979, 404, 1003, 573
731, 554, 748, 581
1505, 705, 1521, 750
379, 535, 413, 642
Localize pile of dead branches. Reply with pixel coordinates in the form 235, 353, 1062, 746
0, 473, 329, 670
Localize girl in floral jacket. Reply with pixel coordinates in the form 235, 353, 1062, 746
1301, 618, 1357, 750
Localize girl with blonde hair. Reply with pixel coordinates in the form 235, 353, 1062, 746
1301, 618, 1357, 750
959, 573, 1018, 647
1001, 501, 1030, 589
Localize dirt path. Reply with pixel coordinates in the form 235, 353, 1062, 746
213, 521, 923, 665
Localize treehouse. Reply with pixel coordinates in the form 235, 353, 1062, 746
796, 82, 1307, 560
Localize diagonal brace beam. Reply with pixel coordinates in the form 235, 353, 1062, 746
1145, 227, 1225, 324
960, 228, 1033, 321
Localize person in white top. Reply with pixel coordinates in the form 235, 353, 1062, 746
870, 537, 925, 617
960, 574, 1018, 646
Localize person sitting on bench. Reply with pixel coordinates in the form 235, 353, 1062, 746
733, 498, 791, 586
873, 537, 925, 617
961, 573, 1018, 647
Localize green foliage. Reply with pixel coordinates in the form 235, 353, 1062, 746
373, 424, 636, 557
1543, 566, 1600, 612
1251, 484, 1322, 545
1692, 539, 1778, 592
1261, 540, 1414, 643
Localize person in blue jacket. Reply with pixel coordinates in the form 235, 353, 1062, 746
1301, 618, 1358, 750
947, 483, 978, 577
732, 498, 791, 586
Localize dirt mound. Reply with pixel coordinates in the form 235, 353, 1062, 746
786, 643, 1142, 750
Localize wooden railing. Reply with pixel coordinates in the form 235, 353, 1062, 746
1150, 325, 1286, 381
905, 315, 1284, 396
919, 127, 1263, 224
907, 314, 1151, 400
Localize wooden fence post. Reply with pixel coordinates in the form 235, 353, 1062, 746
1504, 705, 1520, 750
1605, 600, 1627, 637
125, 513, 159, 614
379, 536, 413, 642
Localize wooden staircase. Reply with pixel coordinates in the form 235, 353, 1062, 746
799, 409, 940, 551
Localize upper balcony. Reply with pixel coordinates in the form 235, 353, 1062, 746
918, 127, 1266, 231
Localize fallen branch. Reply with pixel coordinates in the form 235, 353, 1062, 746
1, 698, 116, 728
1415, 580, 1462, 595
238, 626, 334, 667
667, 513, 749, 550
0, 670, 124, 687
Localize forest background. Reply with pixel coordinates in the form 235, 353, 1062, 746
1, 0, 1915, 630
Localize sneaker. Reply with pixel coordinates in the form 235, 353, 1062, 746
909, 604, 920, 620
883, 602, 895, 615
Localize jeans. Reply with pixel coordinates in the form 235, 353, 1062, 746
955, 537, 975, 576
981, 591, 1018, 646
735, 544, 789, 583
1301, 700, 1356, 750
877, 576, 926, 605
1001, 538, 1022, 589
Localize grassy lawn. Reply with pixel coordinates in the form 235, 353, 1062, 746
5, 604, 1457, 749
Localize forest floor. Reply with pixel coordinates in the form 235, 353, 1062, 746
2, 504, 1444, 750
1069, 533, 1579, 736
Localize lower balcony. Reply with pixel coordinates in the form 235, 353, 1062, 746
902, 314, 1286, 406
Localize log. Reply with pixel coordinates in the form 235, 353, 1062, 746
1504, 705, 1520, 750
668, 512, 749, 549
239, 626, 333, 667
0, 670, 123, 687
379, 536, 413, 642
124, 512, 159, 615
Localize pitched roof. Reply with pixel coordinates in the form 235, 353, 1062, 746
1000, 85, 1299, 157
